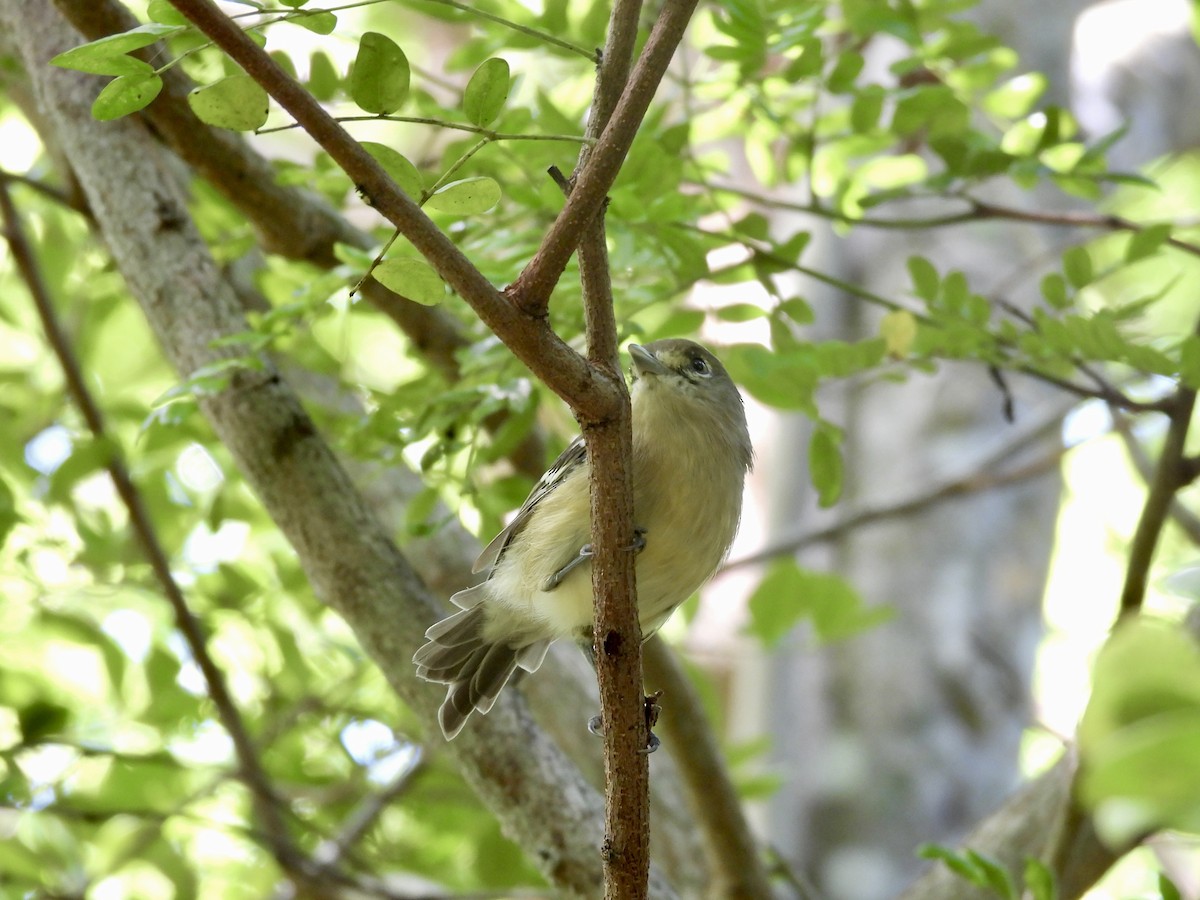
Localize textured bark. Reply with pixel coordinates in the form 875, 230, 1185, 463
4, 4, 685, 895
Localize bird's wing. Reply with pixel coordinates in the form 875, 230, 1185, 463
472, 434, 588, 574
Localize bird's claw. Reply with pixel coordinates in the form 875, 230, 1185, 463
587, 691, 663, 753
629, 526, 647, 553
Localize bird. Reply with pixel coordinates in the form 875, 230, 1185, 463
413, 339, 753, 740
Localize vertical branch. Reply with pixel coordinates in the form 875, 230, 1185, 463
572, 3, 652, 897
0, 175, 308, 881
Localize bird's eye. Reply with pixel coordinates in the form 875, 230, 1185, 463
689, 356, 711, 376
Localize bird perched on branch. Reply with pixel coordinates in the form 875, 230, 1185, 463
414, 339, 753, 740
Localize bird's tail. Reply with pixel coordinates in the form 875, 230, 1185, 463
413, 584, 549, 739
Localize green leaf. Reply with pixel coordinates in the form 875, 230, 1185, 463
187, 74, 269, 131
1078, 619, 1200, 841
723, 343, 818, 413
360, 142, 423, 197
907, 256, 939, 303
308, 50, 340, 101
349, 32, 410, 115
290, 9, 337, 34
373, 257, 445, 305
18, 700, 70, 743
405, 486, 442, 535
463, 58, 511, 128
50, 24, 182, 74
1040, 273, 1070, 309
965, 850, 1018, 899
982, 72, 1047, 119
1062, 246, 1093, 289
777, 297, 814, 325
850, 86, 884, 132
425, 177, 501, 215
917, 844, 987, 887
0, 473, 20, 551
827, 50, 864, 92
746, 560, 888, 647
1125, 223, 1173, 263
1023, 859, 1056, 900
809, 424, 843, 507
92, 73, 163, 120
1161, 873, 1184, 900
148, 0, 191, 25
1180, 335, 1200, 390
48, 436, 118, 503
716, 303, 767, 322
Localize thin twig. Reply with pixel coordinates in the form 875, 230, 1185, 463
406, 0, 598, 62
313, 750, 426, 867
0, 174, 317, 885
724, 399, 1073, 572
257, 115, 590, 144
703, 180, 1200, 259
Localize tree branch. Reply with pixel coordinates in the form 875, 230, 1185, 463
725, 398, 1072, 572
5, 5, 678, 894
0, 173, 311, 885
569, 1, 653, 896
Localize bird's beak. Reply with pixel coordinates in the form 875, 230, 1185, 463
629, 344, 670, 378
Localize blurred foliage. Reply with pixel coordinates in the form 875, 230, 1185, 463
6, 0, 1200, 894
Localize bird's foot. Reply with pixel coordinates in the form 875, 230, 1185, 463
629, 526, 647, 553
587, 691, 663, 753
543, 528, 647, 592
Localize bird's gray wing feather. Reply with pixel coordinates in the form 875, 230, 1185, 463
472, 435, 588, 573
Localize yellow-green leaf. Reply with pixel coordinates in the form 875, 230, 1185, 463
373, 257, 445, 305
308, 50, 339, 101
290, 9, 337, 34
809, 425, 843, 507
92, 73, 163, 121
463, 58, 510, 128
425, 177, 501, 215
880, 310, 917, 358
51, 24, 182, 74
360, 142, 423, 197
187, 74, 268, 131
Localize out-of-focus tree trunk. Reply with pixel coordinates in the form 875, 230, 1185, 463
719, 3, 1107, 898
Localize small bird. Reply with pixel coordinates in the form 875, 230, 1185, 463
413, 339, 753, 739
